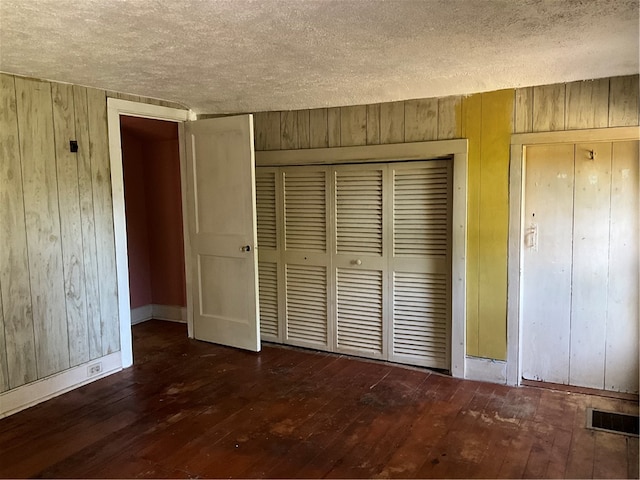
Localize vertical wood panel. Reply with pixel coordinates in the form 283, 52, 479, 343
366, 104, 380, 145
86, 87, 120, 356
15, 77, 70, 378
253, 112, 268, 151
608, 75, 639, 127
404, 98, 438, 142
73, 85, 103, 360
309, 108, 328, 148
297, 110, 310, 149
255, 111, 280, 151
340, 105, 366, 146
477, 90, 512, 360
565, 79, 609, 129
327, 107, 341, 147
522, 144, 575, 384
606, 141, 639, 392
0, 73, 37, 388
532, 84, 565, 132
51, 83, 90, 367
380, 101, 404, 144
461, 94, 482, 357
437, 96, 462, 139
280, 111, 299, 149
570, 143, 612, 389
0, 288, 8, 392
514, 87, 533, 133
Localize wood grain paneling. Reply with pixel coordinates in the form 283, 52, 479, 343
340, 106, 366, 146
0, 73, 38, 388
280, 111, 298, 149
366, 104, 380, 145
609, 75, 639, 127
565, 79, 609, 129
514, 87, 533, 133
297, 110, 310, 149
437, 96, 462, 139
0, 290, 8, 392
309, 108, 328, 148
254, 111, 280, 150
380, 101, 404, 144
73, 85, 103, 360
86, 87, 120, 356
532, 84, 565, 131
404, 98, 438, 142
327, 107, 341, 147
51, 82, 90, 367
15, 77, 70, 378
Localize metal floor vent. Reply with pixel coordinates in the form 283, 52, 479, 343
587, 408, 639, 436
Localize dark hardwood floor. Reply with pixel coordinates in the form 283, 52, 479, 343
0, 320, 637, 479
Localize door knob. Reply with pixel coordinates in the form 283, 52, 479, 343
351, 259, 362, 265
241, 245, 251, 252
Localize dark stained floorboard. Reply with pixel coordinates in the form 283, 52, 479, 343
0, 320, 637, 479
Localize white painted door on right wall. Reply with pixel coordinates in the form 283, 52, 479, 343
522, 141, 639, 393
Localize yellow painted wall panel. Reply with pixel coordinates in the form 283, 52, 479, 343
477, 89, 513, 360
461, 94, 482, 357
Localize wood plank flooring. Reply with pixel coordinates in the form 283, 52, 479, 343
0, 320, 637, 478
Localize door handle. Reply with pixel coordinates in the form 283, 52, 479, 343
241, 245, 251, 252
351, 259, 362, 266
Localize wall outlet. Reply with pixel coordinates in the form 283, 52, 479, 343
87, 362, 103, 377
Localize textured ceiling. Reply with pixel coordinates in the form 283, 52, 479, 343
1, 0, 638, 114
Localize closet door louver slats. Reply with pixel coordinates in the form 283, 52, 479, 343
255, 170, 277, 250
286, 264, 328, 346
258, 262, 278, 338
336, 170, 383, 256
284, 171, 327, 252
394, 166, 449, 257
393, 272, 448, 368
337, 268, 383, 355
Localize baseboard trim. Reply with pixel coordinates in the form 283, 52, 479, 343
464, 356, 507, 385
0, 352, 122, 419
131, 304, 187, 324
131, 304, 153, 325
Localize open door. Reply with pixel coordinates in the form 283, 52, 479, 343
184, 115, 260, 352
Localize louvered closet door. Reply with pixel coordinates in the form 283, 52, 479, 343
282, 167, 331, 349
255, 168, 281, 341
390, 161, 452, 369
333, 165, 387, 358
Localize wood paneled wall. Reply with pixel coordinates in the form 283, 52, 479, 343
252, 74, 639, 361
0, 73, 183, 393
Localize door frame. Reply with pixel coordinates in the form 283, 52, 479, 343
106, 99, 193, 368
506, 126, 640, 386
257, 138, 468, 379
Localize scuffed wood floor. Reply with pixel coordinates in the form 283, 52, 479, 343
0, 320, 637, 478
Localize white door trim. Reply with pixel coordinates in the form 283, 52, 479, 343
106, 98, 192, 368
257, 139, 468, 379
506, 126, 640, 386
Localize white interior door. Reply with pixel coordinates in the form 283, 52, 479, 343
184, 115, 260, 352
522, 141, 639, 393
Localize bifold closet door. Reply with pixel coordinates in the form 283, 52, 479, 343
333, 165, 387, 359
255, 168, 281, 342
389, 161, 452, 369
282, 167, 331, 349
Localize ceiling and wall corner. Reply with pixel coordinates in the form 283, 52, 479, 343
0, 0, 638, 114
